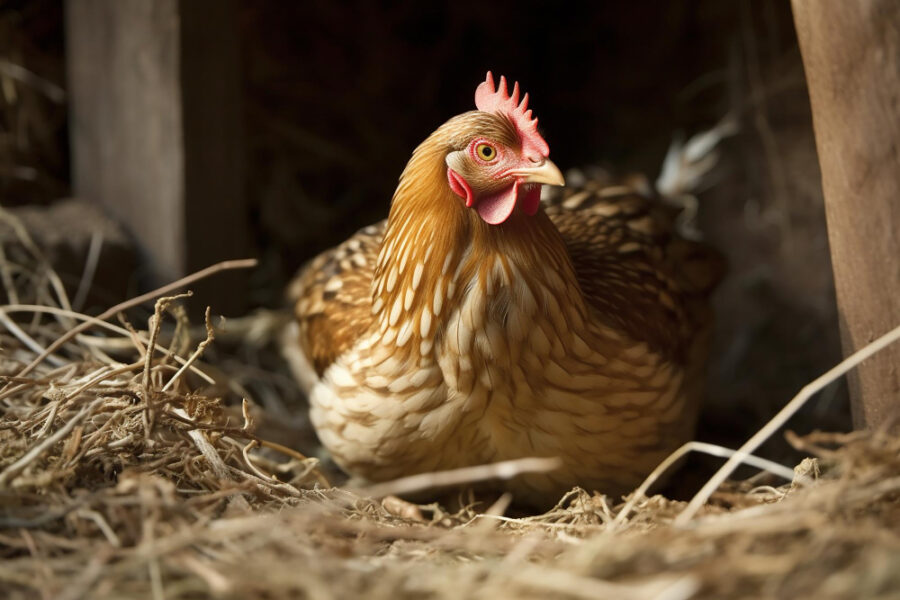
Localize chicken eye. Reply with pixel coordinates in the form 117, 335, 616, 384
475, 143, 497, 161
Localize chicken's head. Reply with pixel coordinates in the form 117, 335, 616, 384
444, 72, 564, 225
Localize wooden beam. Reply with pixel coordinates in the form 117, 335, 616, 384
65, 0, 248, 315
792, 0, 900, 428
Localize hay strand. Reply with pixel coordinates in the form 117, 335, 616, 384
10, 257, 257, 379
2, 225, 900, 599
677, 322, 900, 525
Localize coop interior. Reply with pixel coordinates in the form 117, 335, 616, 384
2, 1, 899, 599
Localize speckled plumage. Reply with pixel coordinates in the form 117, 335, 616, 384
285, 106, 723, 507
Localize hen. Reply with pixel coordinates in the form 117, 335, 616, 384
285, 73, 723, 506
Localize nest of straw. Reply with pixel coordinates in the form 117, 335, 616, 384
2, 212, 900, 600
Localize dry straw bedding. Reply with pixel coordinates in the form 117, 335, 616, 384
2, 213, 900, 600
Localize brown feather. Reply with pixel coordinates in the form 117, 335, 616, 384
288, 222, 383, 375
544, 185, 725, 362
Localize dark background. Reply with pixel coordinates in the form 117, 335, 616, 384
240, 1, 791, 296
0, 0, 847, 467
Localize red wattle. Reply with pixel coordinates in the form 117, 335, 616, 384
519, 183, 542, 216
449, 170, 543, 225
476, 180, 519, 225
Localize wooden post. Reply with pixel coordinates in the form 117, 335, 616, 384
65, 0, 248, 315
792, 1, 900, 428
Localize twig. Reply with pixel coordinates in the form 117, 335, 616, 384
162, 303, 191, 366
0, 58, 66, 103
241, 440, 275, 481
356, 457, 563, 498
0, 206, 74, 320
0, 382, 30, 403
0, 399, 100, 487
137, 489, 166, 600
35, 398, 61, 439
170, 407, 231, 480
474, 513, 603, 532
76, 509, 121, 547
161, 307, 213, 392
143, 294, 191, 395
1, 306, 216, 386
676, 322, 900, 525
80, 336, 121, 367
72, 230, 104, 311
9, 258, 257, 379
167, 408, 332, 488
65, 361, 143, 401
0, 309, 65, 367
241, 398, 254, 431
0, 239, 19, 304
178, 553, 231, 594
226, 465, 303, 499
53, 550, 111, 600
116, 312, 148, 356
612, 441, 796, 529
255, 439, 330, 488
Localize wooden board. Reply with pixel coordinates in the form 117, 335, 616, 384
793, 0, 900, 428
66, 0, 248, 315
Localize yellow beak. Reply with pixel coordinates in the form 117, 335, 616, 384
510, 159, 565, 187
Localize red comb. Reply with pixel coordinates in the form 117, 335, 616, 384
475, 71, 549, 160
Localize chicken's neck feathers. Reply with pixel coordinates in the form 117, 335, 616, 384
371, 136, 587, 364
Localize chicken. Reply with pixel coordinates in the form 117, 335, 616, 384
284, 72, 723, 506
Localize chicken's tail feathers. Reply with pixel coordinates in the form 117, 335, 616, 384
655, 115, 739, 239
656, 114, 739, 199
